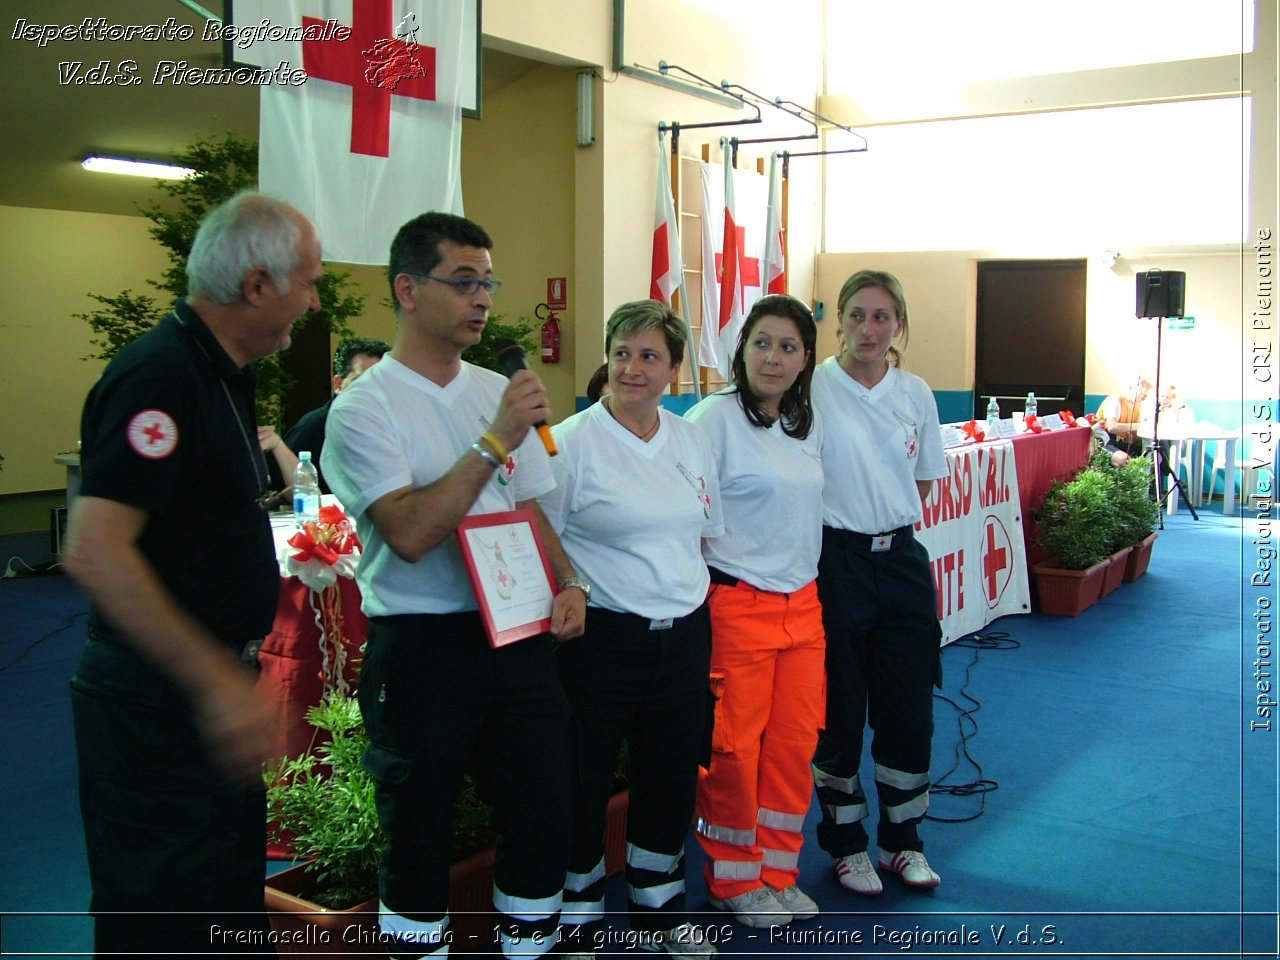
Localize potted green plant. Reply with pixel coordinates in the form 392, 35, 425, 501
264, 694, 630, 954
1031, 467, 1117, 615
1110, 455, 1161, 581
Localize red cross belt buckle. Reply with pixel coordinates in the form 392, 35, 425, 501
871, 534, 894, 552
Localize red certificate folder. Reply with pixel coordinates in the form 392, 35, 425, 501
456, 509, 556, 648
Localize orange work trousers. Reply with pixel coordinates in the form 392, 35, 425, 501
695, 577, 826, 900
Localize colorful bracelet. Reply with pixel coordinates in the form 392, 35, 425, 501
470, 443, 501, 469
480, 430, 508, 463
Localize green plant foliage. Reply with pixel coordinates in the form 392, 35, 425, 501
1032, 468, 1118, 570
264, 693, 506, 909
1110, 455, 1160, 548
264, 695, 382, 909
79, 290, 162, 362
75, 130, 363, 426
462, 314, 537, 373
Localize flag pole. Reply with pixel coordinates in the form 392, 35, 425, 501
662, 129, 700, 401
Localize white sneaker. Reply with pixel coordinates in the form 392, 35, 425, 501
706, 885, 790, 928
879, 848, 941, 888
834, 852, 883, 895
639, 922, 719, 958
769, 883, 819, 921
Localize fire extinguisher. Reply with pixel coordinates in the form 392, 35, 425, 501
536, 302, 561, 364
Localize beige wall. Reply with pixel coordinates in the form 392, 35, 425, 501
0, 205, 169, 494
462, 63, 580, 414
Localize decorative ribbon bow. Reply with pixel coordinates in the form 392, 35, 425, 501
280, 504, 363, 696
283, 505, 361, 591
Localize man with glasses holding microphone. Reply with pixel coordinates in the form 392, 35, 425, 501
323, 212, 586, 960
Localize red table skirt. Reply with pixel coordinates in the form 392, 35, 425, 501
257, 576, 368, 858
1010, 425, 1094, 566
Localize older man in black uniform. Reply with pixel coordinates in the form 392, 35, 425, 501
64, 191, 323, 956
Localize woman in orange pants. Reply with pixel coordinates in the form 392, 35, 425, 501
686, 295, 826, 928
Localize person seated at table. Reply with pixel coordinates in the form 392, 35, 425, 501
1096, 375, 1153, 464
1097, 376, 1190, 467
284, 336, 389, 492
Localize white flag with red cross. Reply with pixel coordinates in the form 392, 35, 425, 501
230, 0, 469, 265
649, 132, 682, 306
698, 152, 767, 378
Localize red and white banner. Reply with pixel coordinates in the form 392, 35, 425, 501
698, 156, 767, 378
762, 152, 786, 295
231, 0, 468, 264
915, 440, 1031, 644
649, 132, 683, 306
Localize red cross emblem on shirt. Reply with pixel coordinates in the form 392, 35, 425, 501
301, 1, 437, 157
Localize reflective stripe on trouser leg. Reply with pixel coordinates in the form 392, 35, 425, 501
493, 887, 563, 959
380, 904, 450, 957
627, 842, 685, 909
875, 763, 931, 851
813, 765, 870, 825
562, 856, 606, 926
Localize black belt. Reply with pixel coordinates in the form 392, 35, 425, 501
588, 603, 706, 632
824, 524, 915, 552
707, 566, 741, 588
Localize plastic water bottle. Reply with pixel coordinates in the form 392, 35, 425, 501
293, 451, 321, 526
986, 396, 1000, 424
1025, 392, 1038, 419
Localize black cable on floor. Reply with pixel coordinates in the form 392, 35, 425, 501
925, 630, 1020, 824
0, 609, 86, 673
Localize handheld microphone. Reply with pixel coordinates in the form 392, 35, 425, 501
494, 338, 558, 457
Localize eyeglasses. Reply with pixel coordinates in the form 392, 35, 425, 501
407, 273, 503, 296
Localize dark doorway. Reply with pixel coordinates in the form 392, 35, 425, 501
280, 316, 332, 433
974, 259, 1087, 421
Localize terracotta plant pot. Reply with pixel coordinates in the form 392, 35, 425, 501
1123, 532, 1159, 582
265, 790, 630, 956
1032, 558, 1108, 616
1099, 546, 1133, 598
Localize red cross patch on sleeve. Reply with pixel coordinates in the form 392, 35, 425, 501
126, 409, 179, 460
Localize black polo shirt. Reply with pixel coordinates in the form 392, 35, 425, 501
78, 301, 278, 648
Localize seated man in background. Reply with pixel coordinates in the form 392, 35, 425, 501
1096, 375, 1154, 464
284, 336, 389, 493
1097, 376, 1192, 467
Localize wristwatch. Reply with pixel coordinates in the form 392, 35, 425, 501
557, 576, 591, 601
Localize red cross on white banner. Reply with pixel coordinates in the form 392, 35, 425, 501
233, 1, 469, 264
981, 515, 1012, 609
300, 1, 436, 157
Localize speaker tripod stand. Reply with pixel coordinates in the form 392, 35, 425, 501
1148, 313, 1198, 526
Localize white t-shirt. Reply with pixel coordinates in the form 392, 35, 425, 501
322, 355, 555, 617
812, 358, 948, 534
540, 401, 723, 620
685, 390, 824, 593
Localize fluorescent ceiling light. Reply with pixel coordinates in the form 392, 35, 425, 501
81, 156, 195, 179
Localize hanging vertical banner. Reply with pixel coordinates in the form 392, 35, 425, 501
762, 152, 786, 295
650, 131, 683, 306
698, 156, 767, 378
229, 0, 475, 264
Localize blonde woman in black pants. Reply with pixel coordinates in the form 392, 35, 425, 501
810, 270, 948, 896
